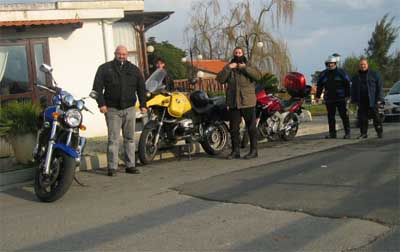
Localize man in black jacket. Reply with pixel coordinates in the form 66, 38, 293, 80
316, 55, 351, 139
92, 45, 147, 176
351, 58, 384, 139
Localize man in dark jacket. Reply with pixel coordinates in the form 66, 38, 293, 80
92, 45, 147, 176
217, 47, 262, 159
351, 58, 384, 139
316, 55, 351, 139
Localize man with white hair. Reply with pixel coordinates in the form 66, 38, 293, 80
92, 45, 147, 176
351, 58, 384, 139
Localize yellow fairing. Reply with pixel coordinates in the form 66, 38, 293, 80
146, 94, 171, 108
168, 92, 192, 118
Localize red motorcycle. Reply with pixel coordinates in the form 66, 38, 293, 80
255, 72, 310, 141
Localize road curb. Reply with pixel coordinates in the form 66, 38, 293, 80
0, 167, 35, 188
79, 142, 204, 171
79, 122, 342, 171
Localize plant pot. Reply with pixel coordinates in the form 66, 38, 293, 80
9, 133, 36, 164
0, 135, 13, 158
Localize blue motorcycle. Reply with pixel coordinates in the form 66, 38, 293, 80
33, 64, 94, 202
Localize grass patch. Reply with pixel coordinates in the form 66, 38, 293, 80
304, 104, 327, 116
304, 103, 358, 117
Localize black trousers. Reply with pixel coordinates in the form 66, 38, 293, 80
358, 100, 383, 135
325, 100, 350, 136
229, 107, 258, 153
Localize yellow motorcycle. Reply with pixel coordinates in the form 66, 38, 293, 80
138, 69, 229, 164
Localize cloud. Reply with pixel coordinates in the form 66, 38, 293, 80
298, 0, 385, 10
328, 0, 385, 9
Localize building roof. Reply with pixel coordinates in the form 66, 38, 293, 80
119, 11, 174, 31
0, 19, 83, 28
191, 60, 228, 74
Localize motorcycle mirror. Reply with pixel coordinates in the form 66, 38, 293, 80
89, 90, 98, 99
40, 64, 53, 73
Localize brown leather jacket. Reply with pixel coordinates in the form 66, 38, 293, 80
216, 65, 261, 109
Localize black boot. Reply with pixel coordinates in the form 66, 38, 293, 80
343, 130, 351, 139
227, 131, 241, 159
324, 133, 337, 139
244, 140, 258, 160
244, 129, 258, 159
244, 149, 258, 159
227, 151, 240, 160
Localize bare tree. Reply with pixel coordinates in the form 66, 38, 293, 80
185, 0, 295, 83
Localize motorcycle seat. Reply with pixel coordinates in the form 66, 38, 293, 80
281, 100, 297, 111
191, 96, 227, 114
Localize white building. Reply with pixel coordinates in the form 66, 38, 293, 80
0, 0, 173, 137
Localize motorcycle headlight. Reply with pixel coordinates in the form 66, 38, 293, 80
63, 94, 74, 107
75, 100, 85, 110
64, 109, 82, 127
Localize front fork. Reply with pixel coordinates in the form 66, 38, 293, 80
43, 120, 58, 175
153, 108, 166, 147
42, 124, 86, 175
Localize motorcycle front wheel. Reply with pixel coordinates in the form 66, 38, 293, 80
34, 151, 76, 202
201, 123, 229, 155
281, 113, 299, 141
138, 126, 159, 164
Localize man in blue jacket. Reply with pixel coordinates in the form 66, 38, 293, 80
316, 55, 351, 139
351, 58, 384, 139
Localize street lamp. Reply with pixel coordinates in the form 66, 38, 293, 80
181, 46, 203, 80
234, 33, 264, 61
147, 45, 155, 53
332, 53, 341, 63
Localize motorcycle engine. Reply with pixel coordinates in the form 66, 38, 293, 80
176, 119, 194, 136
267, 115, 280, 133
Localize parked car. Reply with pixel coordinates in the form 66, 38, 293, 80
384, 80, 400, 120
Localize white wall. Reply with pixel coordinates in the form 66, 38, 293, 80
0, 21, 111, 137
48, 20, 109, 137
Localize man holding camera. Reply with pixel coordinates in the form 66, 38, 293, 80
217, 47, 261, 160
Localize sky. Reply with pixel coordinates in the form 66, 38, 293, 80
3, 0, 400, 81
144, 0, 400, 81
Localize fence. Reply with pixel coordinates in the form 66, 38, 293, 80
174, 78, 227, 95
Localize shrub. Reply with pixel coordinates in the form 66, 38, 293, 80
0, 101, 41, 136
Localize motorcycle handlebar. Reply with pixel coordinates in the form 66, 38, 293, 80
36, 84, 58, 94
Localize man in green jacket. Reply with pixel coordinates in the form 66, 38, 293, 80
217, 47, 262, 159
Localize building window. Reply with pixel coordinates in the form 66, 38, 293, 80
0, 39, 50, 104
0, 45, 30, 96
112, 22, 139, 65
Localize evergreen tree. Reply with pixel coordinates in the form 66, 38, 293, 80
147, 37, 187, 80
365, 14, 399, 67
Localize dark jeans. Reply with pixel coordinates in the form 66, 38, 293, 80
358, 101, 383, 135
325, 100, 350, 137
229, 107, 257, 153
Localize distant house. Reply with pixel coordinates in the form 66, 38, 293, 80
191, 60, 228, 78
0, 0, 173, 137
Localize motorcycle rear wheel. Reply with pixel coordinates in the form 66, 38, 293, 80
201, 123, 229, 155
34, 151, 76, 202
138, 127, 159, 164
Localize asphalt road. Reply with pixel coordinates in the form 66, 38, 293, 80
0, 123, 398, 252
176, 127, 400, 251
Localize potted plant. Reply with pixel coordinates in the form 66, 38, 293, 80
0, 101, 41, 164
